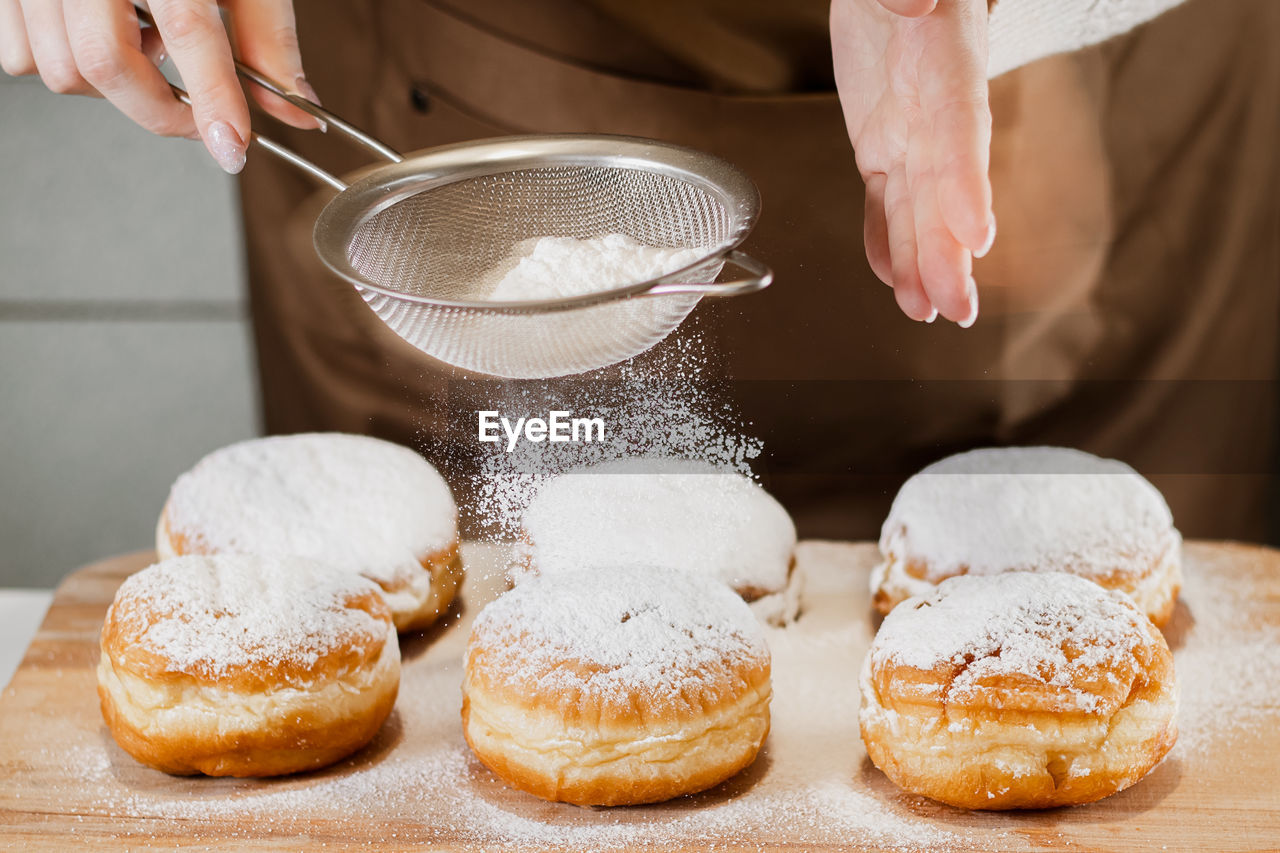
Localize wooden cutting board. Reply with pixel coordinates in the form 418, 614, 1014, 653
1, 541, 1277, 852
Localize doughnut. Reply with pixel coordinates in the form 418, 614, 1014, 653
860, 571, 1178, 810
97, 554, 400, 777
872, 446, 1182, 626
462, 566, 772, 806
157, 432, 462, 632
512, 457, 800, 625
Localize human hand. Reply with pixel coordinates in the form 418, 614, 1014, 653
0, 0, 321, 174
831, 0, 994, 326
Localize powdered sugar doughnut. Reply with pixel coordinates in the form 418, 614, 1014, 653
513, 457, 800, 624
157, 433, 462, 632
463, 566, 772, 806
97, 554, 400, 777
872, 447, 1181, 625
860, 571, 1177, 809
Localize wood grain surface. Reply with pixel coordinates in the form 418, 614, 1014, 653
1, 541, 1277, 852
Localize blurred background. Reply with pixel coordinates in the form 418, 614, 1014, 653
2, 0, 1275, 588
0, 72, 258, 588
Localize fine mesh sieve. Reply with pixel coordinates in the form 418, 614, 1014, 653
316, 138, 770, 377
150, 28, 772, 378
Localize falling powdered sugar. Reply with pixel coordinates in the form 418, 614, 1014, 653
435, 324, 763, 539
486, 234, 706, 302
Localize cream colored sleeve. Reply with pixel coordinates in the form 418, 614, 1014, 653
987, 0, 1190, 78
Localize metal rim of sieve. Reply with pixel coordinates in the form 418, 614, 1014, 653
311, 134, 766, 314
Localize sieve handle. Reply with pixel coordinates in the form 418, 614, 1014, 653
229, 60, 403, 165
645, 250, 774, 298
136, 4, 403, 168
165, 82, 350, 192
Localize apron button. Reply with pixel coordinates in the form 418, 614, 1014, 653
410, 85, 432, 114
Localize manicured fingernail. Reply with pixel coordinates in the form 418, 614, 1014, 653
292, 76, 327, 132
293, 75, 322, 104
958, 277, 979, 328
974, 214, 997, 259
206, 121, 246, 174
924, 306, 938, 323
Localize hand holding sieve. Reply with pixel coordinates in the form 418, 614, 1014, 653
153, 15, 774, 378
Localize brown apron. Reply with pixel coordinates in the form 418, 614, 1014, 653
237, 0, 1280, 541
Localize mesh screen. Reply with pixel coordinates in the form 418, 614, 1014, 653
346, 165, 732, 300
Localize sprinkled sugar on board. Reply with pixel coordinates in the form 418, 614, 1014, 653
1, 541, 1277, 851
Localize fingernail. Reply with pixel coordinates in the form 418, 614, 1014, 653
974, 214, 997, 259
292, 75, 327, 132
924, 306, 938, 323
155, 49, 168, 67
958, 277, 979, 329
293, 75, 322, 105
206, 121, 246, 174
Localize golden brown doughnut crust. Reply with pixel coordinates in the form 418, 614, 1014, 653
97, 556, 401, 777
462, 672, 771, 807
157, 507, 462, 633
380, 542, 464, 633
860, 573, 1178, 810
463, 567, 772, 806
871, 538, 1183, 628
97, 656, 399, 777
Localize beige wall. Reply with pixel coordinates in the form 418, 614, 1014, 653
0, 75, 259, 587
